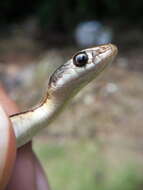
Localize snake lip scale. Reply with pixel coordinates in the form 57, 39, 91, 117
9, 44, 118, 147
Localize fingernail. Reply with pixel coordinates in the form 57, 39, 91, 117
0, 105, 10, 147
0, 106, 10, 183
0, 106, 9, 130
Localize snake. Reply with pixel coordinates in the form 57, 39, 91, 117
9, 44, 118, 147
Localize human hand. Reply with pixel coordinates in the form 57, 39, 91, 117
0, 85, 50, 190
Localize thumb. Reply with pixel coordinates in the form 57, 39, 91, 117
0, 106, 16, 190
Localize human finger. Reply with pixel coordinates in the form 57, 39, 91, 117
0, 106, 16, 190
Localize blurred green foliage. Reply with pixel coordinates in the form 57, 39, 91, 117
34, 140, 143, 190
0, 0, 143, 31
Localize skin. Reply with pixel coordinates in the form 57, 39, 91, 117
0, 85, 50, 190
11, 44, 118, 147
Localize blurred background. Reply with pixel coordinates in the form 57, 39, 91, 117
1, 0, 143, 189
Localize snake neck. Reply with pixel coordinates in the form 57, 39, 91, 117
11, 93, 63, 147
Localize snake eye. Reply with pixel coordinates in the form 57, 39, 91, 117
73, 52, 88, 67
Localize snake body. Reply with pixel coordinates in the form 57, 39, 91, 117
9, 44, 118, 147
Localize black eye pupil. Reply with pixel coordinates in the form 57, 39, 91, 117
74, 52, 88, 67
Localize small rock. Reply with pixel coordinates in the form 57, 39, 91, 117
75, 21, 113, 47
105, 83, 119, 94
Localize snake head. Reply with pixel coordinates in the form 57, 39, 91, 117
48, 44, 118, 101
